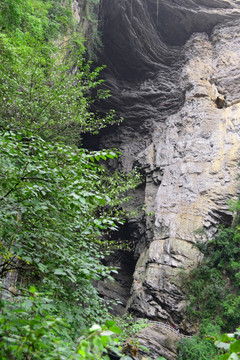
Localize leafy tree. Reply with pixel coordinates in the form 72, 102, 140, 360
0, 129, 141, 327
177, 336, 218, 360
0, 36, 119, 143
0, 0, 119, 143
0, 1, 143, 358
0, 287, 124, 360
180, 219, 240, 332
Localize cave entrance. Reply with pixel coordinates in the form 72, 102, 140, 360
97, 248, 137, 316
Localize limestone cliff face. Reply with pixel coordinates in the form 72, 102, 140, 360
93, 0, 240, 335
127, 23, 240, 332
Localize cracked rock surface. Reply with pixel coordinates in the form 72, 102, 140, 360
127, 22, 240, 332
82, 0, 240, 356
95, 0, 240, 332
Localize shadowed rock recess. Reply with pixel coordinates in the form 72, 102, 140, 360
83, 0, 240, 358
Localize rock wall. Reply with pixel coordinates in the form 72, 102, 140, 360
127, 22, 240, 332
93, 0, 240, 335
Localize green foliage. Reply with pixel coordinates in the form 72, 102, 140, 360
0, 0, 114, 144
209, 326, 240, 359
180, 222, 240, 331
0, 37, 119, 143
0, 129, 141, 326
81, 0, 102, 60
0, 289, 124, 360
114, 313, 149, 343
196, 225, 240, 286
178, 202, 240, 358
199, 322, 222, 338
0, 288, 166, 360
0, 0, 75, 40
177, 336, 218, 360
0, 1, 143, 358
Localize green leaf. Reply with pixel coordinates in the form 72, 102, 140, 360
90, 324, 101, 332
108, 325, 122, 334
230, 340, 240, 353
100, 335, 111, 347
29, 286, 37, 294
229, 353, 240, 360
105, 320, 116, 327
215, 341, 230, 350
221, 334, 234, 342
54, 269, 66, 275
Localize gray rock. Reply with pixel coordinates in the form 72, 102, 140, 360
127, 22, 240, 332
136, 324, 179, 360
80, 0, 240, 357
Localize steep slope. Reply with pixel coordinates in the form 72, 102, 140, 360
127, 22, 240, 333
92, 0, 240, 337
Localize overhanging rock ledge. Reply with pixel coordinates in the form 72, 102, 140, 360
87, 0, 240, 336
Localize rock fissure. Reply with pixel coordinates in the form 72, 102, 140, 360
81, 0, 240, 357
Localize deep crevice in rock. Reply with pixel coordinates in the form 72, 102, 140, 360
97, 250, 137, 316
82, 2, 240, 355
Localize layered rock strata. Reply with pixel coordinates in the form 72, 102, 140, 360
127, 22, 240, 332
95, 0, 240, 335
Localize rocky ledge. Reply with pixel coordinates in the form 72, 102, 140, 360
84, 0, 240, 356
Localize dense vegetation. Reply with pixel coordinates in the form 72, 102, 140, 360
177, 203, 240, 359
1, 1, 240, 360
0, 1, 145, 359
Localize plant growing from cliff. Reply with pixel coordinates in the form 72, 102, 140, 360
177, 200, 240, 360
82, 0, 103, 60
114, 313, 149, 343
180, 222, 240, 331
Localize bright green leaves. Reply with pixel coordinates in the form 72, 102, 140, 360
0, 130, 140, 325
0, 1, 143, 358
0, 292, 68, 360
0, 39, 121, 142
76, 322, 123, 360
230, 340, 240, 354
209, 327, 240, 360
177, 335, 219, 360
0, 291, 124, 360
0, 0, 121, 143
0, 0, 74, 40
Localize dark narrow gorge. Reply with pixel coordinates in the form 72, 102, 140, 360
78, 0, 240, 358
2, 0, 240, 359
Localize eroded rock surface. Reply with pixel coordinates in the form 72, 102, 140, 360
136, 323, 180, 360
84, 0, 240, 356
95, 0, 240, 331
127, 22, 240, 332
